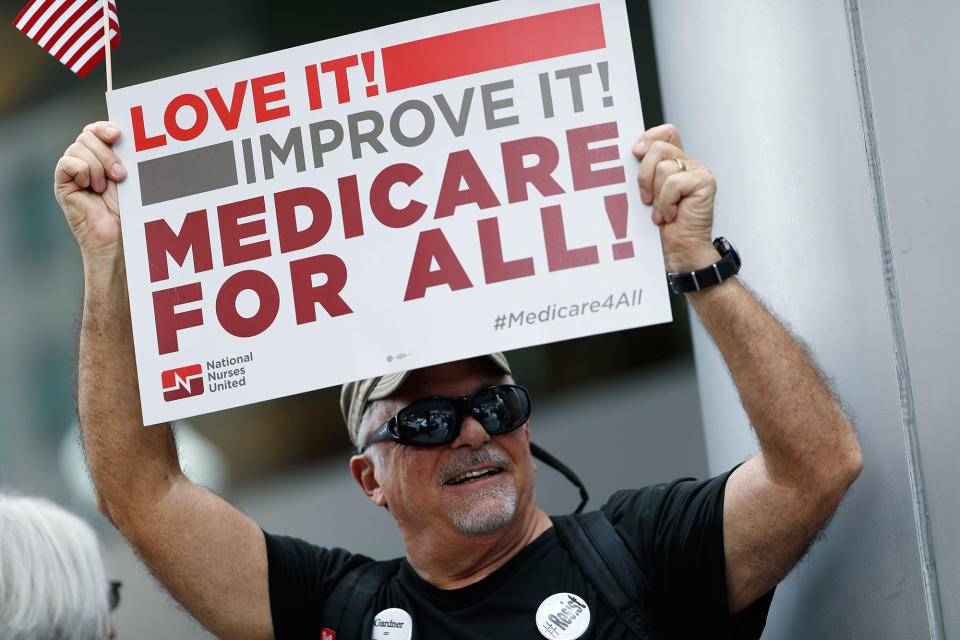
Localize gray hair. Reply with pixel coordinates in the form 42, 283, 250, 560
357, 405, 385, 467
0, 492, 111, 640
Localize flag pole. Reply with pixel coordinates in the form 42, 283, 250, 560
102, 0, 112, 91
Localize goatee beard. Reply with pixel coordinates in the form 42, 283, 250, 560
439, 446, 518, 534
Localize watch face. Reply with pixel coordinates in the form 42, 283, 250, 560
713, 237, 741, 271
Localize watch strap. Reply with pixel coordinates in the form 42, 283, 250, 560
667, 237, 740, 294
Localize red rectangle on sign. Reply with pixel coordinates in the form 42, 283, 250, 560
161, 364, 204, 402
382, 3, 605, 92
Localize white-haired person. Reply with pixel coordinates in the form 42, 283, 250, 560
0, 492, 119, 640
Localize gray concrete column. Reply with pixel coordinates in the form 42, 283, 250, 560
649, 0, 960, 637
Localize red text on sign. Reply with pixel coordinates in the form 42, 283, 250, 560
144, 122, 625, 353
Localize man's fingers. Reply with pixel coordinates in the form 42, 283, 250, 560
653, 157, 693, 204
656, 170, 707, 223
66, 142, 106, 192
56, 155, 91, 190
82, 120, 122, 144
77, 130, 126, 181
632, 123, 684, 159
636, 139, 684, 203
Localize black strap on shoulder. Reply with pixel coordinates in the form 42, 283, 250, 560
531, 442, 589, 513
326, 557, 402, 639
552, 512, 653, 636
325, 514, 652, 637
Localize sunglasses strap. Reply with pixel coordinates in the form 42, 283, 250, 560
530, 442, 589, 513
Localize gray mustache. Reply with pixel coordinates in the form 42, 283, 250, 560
438, 446, 510, 481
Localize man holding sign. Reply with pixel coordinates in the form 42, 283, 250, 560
54, 1, 861, 638
56, 119, 862, 638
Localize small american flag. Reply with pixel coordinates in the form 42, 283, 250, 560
13, 0, 119, 78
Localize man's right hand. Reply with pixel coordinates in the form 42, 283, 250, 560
54, 121, 127, 261
61, 121, 275, 639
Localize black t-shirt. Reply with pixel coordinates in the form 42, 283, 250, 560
265, 470, 773, 639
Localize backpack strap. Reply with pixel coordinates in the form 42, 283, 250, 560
324, 514, 653, 637
326, 557, 403, 639
552, 512, 653, 636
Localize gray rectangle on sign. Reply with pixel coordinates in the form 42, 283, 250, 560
138, 141, 238, 206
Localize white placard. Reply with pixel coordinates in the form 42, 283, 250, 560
105, 0, 671, 424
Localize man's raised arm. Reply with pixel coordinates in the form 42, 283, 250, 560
634, 124, 863, 614
55, 122, 274, 639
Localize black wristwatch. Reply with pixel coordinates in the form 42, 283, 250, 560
666, 237, 741, 294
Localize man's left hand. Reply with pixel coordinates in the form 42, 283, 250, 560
633, 124, 719, 273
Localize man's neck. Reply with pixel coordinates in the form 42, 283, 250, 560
402, 507, 553, 590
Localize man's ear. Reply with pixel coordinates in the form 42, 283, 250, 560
524, 421, 536, 472
350, 453, 387, 507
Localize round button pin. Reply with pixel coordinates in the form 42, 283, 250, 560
535, 592, 591, 639
372, 607, 413, 640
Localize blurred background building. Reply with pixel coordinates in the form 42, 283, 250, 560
2, 1, 958, 639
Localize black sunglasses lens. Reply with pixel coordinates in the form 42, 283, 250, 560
395, 399, 457, 445
472, 386, 529, 433
388, 386, 530, 446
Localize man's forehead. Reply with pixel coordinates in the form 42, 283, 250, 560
344, 353, 512, 446
361, 359, 510, 435
388, 358, 511, 402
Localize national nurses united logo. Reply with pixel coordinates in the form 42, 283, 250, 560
536, 593, 591, 640
161, 364, 204, 401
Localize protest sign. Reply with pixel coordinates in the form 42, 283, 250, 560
105, 0, 672, 424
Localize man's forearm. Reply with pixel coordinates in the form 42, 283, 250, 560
688, 277, 862, 490
631, 125, 861, 608
78, 258, 182, 527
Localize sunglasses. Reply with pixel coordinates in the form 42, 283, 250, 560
361, 384, 531, 452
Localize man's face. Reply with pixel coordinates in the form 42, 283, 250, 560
356, 358, 537, 536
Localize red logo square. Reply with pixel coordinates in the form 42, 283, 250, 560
321, 629, 335, 640
161, 364, 204, 401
